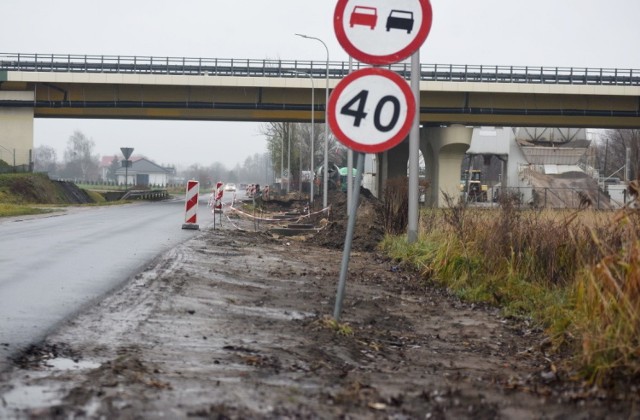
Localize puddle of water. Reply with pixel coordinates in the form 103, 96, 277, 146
2, 384, 61, 408
45, 357, 101, 370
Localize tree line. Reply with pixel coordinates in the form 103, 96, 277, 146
595, 129, 640, 181
261, 121, 348, 185
31, 127, 639, 189
32, 130, 275, 188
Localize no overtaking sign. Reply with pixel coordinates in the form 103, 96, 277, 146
334, 0, 433, 65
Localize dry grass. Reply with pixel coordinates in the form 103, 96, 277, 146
382, 177, 409, 235
568, 207, 640, 385
382, 184, 640, 386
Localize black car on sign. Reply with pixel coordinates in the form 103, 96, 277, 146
386, 10, 414, 34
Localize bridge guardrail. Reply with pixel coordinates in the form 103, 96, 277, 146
121, 189, 169, 201
1, 53, 639, 86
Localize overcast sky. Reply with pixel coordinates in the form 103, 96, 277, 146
3, 0, 640, 168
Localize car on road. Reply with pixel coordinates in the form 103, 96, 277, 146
224, 183, 236, 192
386, 10, 414, 33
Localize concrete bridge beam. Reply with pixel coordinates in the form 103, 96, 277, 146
0, 91, 34, 167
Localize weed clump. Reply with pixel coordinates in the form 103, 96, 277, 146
567, 185, 640, 385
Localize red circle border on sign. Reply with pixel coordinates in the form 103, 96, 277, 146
328, 68, 416, 154
334, 0, 433, 65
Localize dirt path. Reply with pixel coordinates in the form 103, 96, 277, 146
0, 219, 636, 418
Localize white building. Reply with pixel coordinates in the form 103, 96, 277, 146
115, 158, 172, 187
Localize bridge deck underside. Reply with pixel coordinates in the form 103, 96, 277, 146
1, 76, 639, 128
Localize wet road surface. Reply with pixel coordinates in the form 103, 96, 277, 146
0, 199, 211, 370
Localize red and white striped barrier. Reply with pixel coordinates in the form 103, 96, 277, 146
181, 180, 200, 230
214, 182, 224, 213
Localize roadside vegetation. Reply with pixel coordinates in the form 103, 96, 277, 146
381, 181, 640, 387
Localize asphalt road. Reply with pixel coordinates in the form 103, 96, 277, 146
0, 198, 219, 370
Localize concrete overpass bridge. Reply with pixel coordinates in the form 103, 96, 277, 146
1, 53, 639, 205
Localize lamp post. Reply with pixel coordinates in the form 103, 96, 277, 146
288, 70, 315, 204
296, 33, 330, 209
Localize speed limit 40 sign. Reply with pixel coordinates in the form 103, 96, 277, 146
328, 67, 416, 154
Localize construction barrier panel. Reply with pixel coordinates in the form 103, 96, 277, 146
182, 180, 199, 230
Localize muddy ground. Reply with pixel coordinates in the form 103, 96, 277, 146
1, 194, 638, 419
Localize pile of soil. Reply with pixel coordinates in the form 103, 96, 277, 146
524, 169, 610, 208
311, 188, 386, 252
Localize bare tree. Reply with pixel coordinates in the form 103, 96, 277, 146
106, 155, 120, 182
239, 152, 273, 186
598, 129, 640, 181
261, 122, 346, 184
33, 145, 58, 175
61, 131, 100, 181
181, 164, 214, 189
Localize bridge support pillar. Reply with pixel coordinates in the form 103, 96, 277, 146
375, 125, 472, 208
421, 125, 473, 207
0, 91, 34, 168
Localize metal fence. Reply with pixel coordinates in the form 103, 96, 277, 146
479, 186, 622, 210
0, 147, 32, 173
1, 53, 639, 86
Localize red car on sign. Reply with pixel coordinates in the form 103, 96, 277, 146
349, 5, 377, 29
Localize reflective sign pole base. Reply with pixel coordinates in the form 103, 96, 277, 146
181, 223, 199, 230
333, 151, 365, 322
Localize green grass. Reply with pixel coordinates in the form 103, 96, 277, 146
0, 203, 55, 217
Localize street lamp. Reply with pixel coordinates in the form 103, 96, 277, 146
296, 33, 330, 209
288, 70, 315, 205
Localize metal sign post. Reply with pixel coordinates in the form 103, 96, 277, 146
408, 50, 421, 243
333, 152, 365, 320
330, 0, 433, 321
120, 147, 134, 191
327, 71, 416, 323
